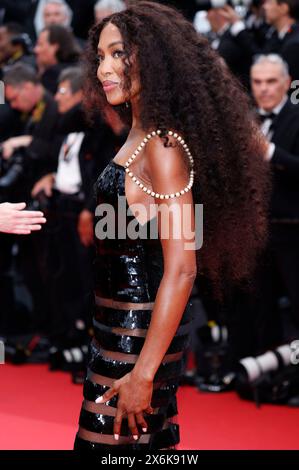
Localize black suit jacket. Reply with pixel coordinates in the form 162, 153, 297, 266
24, 89, 59, 178
52, 104, 127, 212
267, 99, 299, 221
216, 29, 253, 88
234, 22, 299, 82
78, 124, 125, 212
264, 23, 299, 82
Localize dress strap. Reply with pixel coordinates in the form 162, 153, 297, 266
124, 130, 195, 199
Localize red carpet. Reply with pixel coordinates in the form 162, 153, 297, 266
0, 363, 298, 450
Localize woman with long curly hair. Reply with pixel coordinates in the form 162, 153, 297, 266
74, 1, 269, 450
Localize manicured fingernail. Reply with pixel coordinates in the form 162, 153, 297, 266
114, 434, 119, 441
142, 428, 147, 433
133, 435, 139, 440
95, 396, 103, 403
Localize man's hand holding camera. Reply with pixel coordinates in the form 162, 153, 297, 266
1, 135, 33, 160
31, 173, 55, 198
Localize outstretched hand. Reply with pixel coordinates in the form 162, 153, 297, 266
95, 371, 154, 441
0, 202, 46, 234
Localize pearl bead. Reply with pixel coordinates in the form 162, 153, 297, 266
122, 129, 195, 200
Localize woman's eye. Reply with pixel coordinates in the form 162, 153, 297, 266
113, 50, 124, 58
97, 56, 103, 64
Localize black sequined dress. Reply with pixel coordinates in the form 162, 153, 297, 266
74, 160, 192, 451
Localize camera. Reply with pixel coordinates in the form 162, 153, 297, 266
10, 33, 33, 56
0, 146, 26, 193
238, 343, 293, 383
235, 342, 299, 406
26, 190, 52, 214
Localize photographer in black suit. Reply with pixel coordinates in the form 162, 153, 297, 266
226, 54, 299, 366
2, 63, 59, 201
241, 54, 299, 355
263, 0, 299, 81
222, 0, 299, 82
207, 7, 254, 88
0, 63, 58, 338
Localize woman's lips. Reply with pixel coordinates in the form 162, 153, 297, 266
102, 81, 118, 92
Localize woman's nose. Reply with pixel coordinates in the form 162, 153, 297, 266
98, 57, 113, 77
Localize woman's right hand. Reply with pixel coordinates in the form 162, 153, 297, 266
0, 202, 46, 235
95, 370, 154, 440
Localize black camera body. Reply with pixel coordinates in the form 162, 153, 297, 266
10, 33, 33, 56
0, 146, 27, 202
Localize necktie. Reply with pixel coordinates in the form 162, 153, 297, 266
259, 112, 276, 123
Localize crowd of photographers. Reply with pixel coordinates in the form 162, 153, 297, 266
0, 0, 298, 394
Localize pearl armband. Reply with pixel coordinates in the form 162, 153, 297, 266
124, 130, 195, 199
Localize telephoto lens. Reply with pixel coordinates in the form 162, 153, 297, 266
238, 344, 293, 383
235, 342, 299, 407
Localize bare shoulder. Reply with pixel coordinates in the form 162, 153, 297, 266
144, 132, 189, 178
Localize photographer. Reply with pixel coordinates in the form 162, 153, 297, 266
206, 6, 255, 88
230, 54, 299, 361
2, 63, 59, 201
0, 22, 35, 75
1, 63, 59, 341
251, 54, 299, 343
34, 24, 81, 94
219, 0, 299, 81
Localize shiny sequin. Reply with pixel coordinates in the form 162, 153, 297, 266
74, 160, 192, 451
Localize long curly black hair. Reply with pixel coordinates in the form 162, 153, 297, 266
84, 1, 270, 299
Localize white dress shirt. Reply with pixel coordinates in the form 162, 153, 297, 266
259, 96, 288, 161
54, 132, 85, 195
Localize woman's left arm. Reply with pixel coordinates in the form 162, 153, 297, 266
97, 135, 197, 439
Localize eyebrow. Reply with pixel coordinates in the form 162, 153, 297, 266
98, 41, 124, 52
